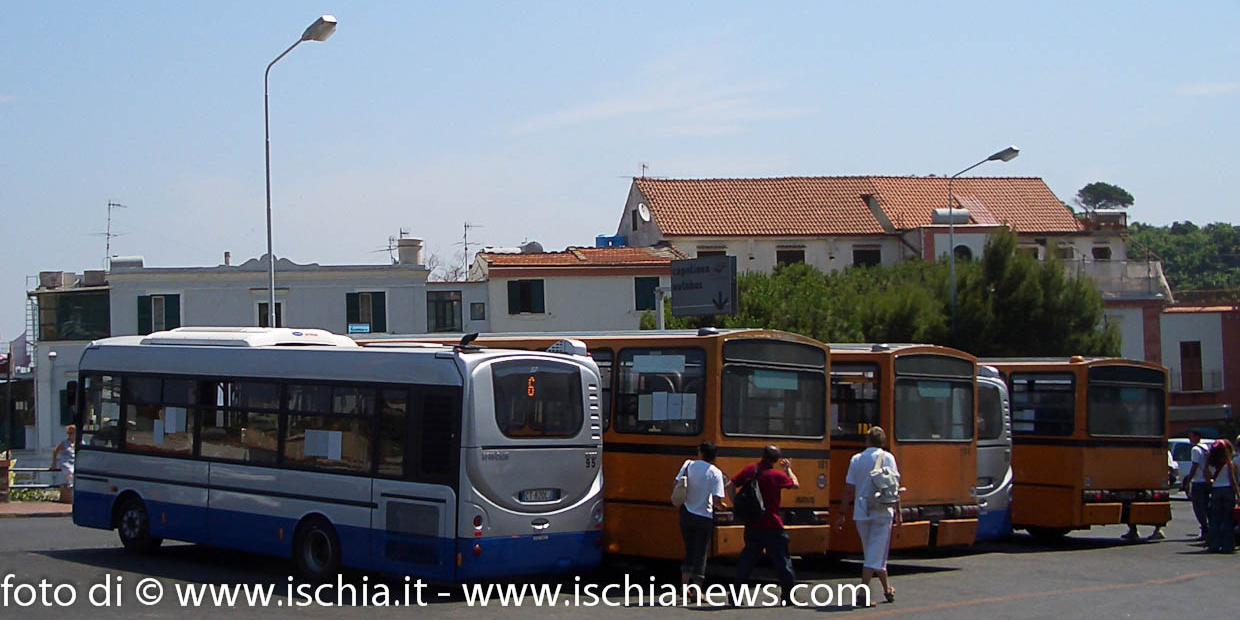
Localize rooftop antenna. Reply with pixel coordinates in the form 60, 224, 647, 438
101, 201, 128, 270
457, 222, 484, 275
372, 228, 414, 264
640, 162, 648, 178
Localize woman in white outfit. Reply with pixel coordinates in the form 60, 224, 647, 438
835, 426, 901, 604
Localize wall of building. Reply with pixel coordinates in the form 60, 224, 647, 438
666, 235, 903, 274
1104, 306, 1146, 360
485, 274, 670, 332
425, 281, 490, 334
1161, 312, 1224, 392
619, 186, 665, 247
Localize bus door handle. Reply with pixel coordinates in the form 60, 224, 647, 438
531, 519, 551, 531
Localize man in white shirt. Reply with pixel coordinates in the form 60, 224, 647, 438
1180, 430, 1211, 540
675, 442, 728, 587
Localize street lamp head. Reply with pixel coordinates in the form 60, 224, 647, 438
301, 15, 337, 42
988, 146, 1020, 162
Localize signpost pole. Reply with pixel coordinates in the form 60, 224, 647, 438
654, 287, 669, 330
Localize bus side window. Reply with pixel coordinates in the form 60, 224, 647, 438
376, 388, 409, 478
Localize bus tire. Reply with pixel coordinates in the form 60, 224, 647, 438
1027, 527, 1070, 543
116, 497, 163, 553
294, 517, 341, 582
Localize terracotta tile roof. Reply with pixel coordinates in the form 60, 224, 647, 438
479, 245, 688, 267
633, 176, 1082, 236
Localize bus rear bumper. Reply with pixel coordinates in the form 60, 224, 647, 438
1081, 503, 1123, 525
1127, 502, 1172, 525
455, 531, 603, 580
712, 524, 831, 557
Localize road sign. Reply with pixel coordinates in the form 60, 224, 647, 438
670, 256, 738, 317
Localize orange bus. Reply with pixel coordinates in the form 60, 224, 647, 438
828, 344, 980, 552
983, 357, 1171, 541
363, 329, 834, 560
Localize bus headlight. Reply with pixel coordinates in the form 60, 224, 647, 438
816, 474, 827, 489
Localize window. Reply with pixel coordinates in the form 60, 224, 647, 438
37, 291, 110, 341
507, 280, 545, 314
1092, 246, 1113, 260
722, 366, 825, 437
1180, 341, 1203, 392
591, 349, 613, 432
894, 378, 974, 441
1016, 246, 1039, 259
1056, 246, 1074, 260
977, 382, 1005, 441
81, 375, 122, 448
258, 302, 283, 328
492, 361, 583, 438
137, 294, 181, 335
634, 277, 660, 311
1009, 373, 1075, 436
285, 415, 373, 474
696, 248, 726, 258
199, 381, 282, 463
470, 302, 486, 321
347, 292, 387, 333
427, 291, 463, 332
1087, 385, 1164, 437
614, 348, 706, 435
852, 247, 882, 267
123, 377, 195, 455
376, 388, 409, 478
954, 245, 974, 261
830, 364, 880, 438
631, 209, 638, 232
776, 249, 805, 266
418, 387, 460, 483
58, 380, 79, 426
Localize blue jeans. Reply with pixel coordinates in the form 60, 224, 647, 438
735, 528, 795, 600
1190, 482, 1212, 537
679, 507, 714, 580
1206, 487, 1235, 553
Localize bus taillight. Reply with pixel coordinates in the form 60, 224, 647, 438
812, 510, 831, 524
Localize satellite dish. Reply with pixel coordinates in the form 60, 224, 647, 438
637, 202, 651, 222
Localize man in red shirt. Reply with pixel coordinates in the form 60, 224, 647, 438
732, 444, 800, 604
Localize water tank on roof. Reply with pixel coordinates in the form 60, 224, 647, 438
932, 209, 971, 225
110, 256, 145, 269
519, 241, 544, 254
595, 234, 628, 248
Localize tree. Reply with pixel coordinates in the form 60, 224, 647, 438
1074, 181, 1134, 211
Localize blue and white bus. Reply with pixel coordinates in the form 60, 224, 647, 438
974, 366, 1013, 542
72, 327, 604, 581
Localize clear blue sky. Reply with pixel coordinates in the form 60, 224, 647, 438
3, 1, 1238, 340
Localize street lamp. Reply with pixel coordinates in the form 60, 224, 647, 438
947, 145, 1019, 338
263, 14, 337, 328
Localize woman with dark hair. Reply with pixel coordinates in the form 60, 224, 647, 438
674, 441, 728, 586
1206, 438, 1238, 554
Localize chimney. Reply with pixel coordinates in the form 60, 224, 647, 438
397, 238, 424, 265
863, 194, 896, 233
224, 251, 231, 266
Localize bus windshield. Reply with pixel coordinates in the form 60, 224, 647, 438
894, 378, 973, 441
977, 382, 1005, 441
1087, 385, 1164, 437
721, 365, 826, 437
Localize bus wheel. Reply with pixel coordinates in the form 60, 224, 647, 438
116, 497, 163, 553
294, 517, 341, 582
1027, 527, 1070, 543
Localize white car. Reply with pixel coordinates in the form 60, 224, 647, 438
1169, 438, 1208, 494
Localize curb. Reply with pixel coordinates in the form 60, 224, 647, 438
0, 506, 74, 519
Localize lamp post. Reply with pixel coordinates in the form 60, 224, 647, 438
947, 145, 1019, 339
264, 15, 337, 328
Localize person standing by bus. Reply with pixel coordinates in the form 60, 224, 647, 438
674, 442, 728, 588
1205, 439, 1238, 554
49, 425, 75, 504
1180, 430, 1212, 541
732, 445, 799, 605
836, 426, 900, 605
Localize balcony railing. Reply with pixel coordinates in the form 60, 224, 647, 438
1167, 368, 1224, 393
1067, 259, 1173, 302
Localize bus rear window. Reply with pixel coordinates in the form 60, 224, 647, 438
492, 361, 583, 438
977, 382, 1006, 441
1009, 373, 1075, 436
1087, 385, 1164, 437
894, 379, 973, 441
722, 366, 825, 437
614, 348, 706, 435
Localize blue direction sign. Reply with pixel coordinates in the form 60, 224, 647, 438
670, 256, 738, 317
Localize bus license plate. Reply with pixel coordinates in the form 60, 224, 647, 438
520, 488, 560, 503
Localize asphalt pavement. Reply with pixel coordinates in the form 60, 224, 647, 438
0, 499, 1235, 619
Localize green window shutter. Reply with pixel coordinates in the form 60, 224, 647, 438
165, 294, 181, 329
634, 277, 658, 311
507, 281, 521, 314
531, 280, 545, 314
372, 292, 387, 332
137, 295, 151, 335
346, 293, 360, 325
